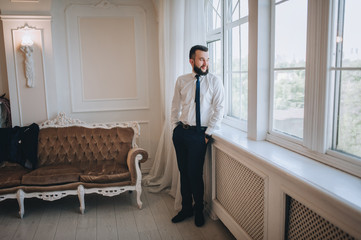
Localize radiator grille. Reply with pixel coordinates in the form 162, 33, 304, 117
215, 148, 265, 240
285, 196, 355, 240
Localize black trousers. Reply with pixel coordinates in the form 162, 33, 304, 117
172, 124, 207, 212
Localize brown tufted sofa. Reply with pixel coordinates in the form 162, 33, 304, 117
0, 113, 148, 218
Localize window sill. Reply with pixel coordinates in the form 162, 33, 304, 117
266, 131, 361, 178
213, 123, 361, 214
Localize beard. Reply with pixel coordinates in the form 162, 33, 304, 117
193, 65, 208, 76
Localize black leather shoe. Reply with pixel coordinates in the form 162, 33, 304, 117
171, 210, 193, 223
194, 211, 205, 227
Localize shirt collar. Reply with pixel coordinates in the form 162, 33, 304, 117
192, 72, 205, 80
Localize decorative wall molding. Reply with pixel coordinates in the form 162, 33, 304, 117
0, 15, 57, 126
11, 0, 38, 2
65, 2, 149, 112
94, 0, 116, 9
20, 44, 34, 88
16, 23, 37, 31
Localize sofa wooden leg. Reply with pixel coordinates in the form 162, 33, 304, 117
16, 189, 25, 218
77, 185, 85, 214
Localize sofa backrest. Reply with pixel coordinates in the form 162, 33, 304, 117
37, 126, 134, 168
36, 113, 140, 169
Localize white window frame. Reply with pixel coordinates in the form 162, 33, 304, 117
206, 0, 249, 132
207, 0, 361, 177
267, 0, 361, 177
268, 0, 307, 144
326, 0, 361, 173
223, 14, 248, 131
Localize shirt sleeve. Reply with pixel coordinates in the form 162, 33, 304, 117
171, 78, 181, 129
205, 77, 225, 135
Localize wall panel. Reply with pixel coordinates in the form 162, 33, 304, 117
79, 17, 137, 100
0, 15, 57, 126
66, 2, 149, 112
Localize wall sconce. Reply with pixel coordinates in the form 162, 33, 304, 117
20, 35, 35, 88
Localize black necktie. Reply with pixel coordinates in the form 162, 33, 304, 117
195, 75, 201, 132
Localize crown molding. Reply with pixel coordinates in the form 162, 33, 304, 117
0, 15, 51, 20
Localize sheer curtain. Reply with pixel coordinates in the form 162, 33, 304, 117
143, 0, 206, 210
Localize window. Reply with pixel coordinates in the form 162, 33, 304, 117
271, 0, 307, 139
330, 0, 361, 158
206, 0, 361, 176
206, 0, 249, 131
268, 0, 361, 176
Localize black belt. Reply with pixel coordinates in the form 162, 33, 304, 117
178, 122, 207, 131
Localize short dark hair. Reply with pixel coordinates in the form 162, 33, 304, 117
189, 45, 208, 59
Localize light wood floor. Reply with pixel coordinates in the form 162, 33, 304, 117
0, 187, 235, 240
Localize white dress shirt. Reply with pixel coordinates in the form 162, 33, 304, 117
171, 72, 225, 135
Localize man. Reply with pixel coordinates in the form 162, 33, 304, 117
171, 45, 224, 227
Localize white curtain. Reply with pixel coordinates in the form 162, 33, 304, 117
143, 0, 206, 210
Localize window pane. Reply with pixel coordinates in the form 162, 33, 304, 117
208, 40, 222, 78
272, 0, 307, 139
241, 23, 248, 72
230, 72, 248, 121
207, 0, 222, 31
231, 26, 240, 72
227, 23, 248, 121
274, 0, 307, 68
232, 0, 240, 21
273, 70, 305, 139
240, 23, 248, 121
226, 0, 248, 23
331, 0, 361, 159
240, 0, 248, 19
231, 72, 241, 118
335, 70, 361, 157
341, 0, 361, 67
331, 0, 361, 68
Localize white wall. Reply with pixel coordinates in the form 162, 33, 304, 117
0, 0, 161, 172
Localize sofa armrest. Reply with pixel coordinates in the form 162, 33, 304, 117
127, 148, 148, 185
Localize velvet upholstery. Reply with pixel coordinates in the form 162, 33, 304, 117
80, 162, 130, 183
37, 126, 134, 168
21, 165, 82, 185
0, 163, 30, 188
33, 126, 135, 185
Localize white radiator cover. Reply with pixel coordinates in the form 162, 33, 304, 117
285, 196, 355, 240
215, 149, 265, 240
210, 142, 359, 240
